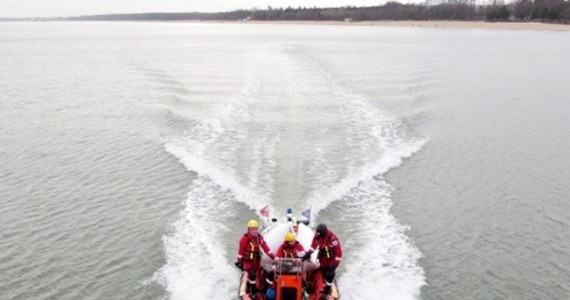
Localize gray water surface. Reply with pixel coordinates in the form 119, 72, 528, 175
1, 22, 569, 300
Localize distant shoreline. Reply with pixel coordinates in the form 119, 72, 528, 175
185, 20, 570, 32
3, 19, 569, 32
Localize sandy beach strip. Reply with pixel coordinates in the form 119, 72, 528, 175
351, 20, 570, 31
196, 20, 570, 31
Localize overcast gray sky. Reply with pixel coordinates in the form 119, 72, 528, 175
0, 0, 411, 18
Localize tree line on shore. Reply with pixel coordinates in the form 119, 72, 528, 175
16, 0, 570, 23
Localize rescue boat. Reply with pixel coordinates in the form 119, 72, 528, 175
237, 212, 340, 300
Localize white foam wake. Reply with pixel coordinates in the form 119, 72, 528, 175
154, 137, 271, 299
307, 64, 428, 219
163, 142, 270, 210
152, 177, 239, 300
307, 139, 425, 218
304, 135, 426, 300
154, 132, 272, 300
338, 178, 425, 300
153, 46, 428, 300
153, 78, 269, 299
301, 58, 427, 299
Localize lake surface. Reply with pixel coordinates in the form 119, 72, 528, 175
1, 22, 569, 300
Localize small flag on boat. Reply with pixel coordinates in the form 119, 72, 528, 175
301, 208, 311, 222
259, 205, 270, 218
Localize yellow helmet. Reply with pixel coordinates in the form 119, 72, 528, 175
284, 232, 296, 242
247, 220, 258, 228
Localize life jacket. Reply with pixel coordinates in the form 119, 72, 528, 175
316, 232, 337, 259
281, 241, 301, 258
243, 234, 263, 261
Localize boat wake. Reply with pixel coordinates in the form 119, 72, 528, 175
150, 45, 427, 300
152, 176, 238, 300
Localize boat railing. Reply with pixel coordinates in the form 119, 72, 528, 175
275, 258, 304, 275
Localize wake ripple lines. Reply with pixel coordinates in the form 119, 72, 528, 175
290, 50, 427, 299
152, 40, 429, 300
